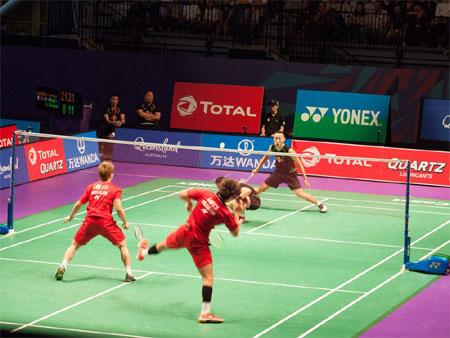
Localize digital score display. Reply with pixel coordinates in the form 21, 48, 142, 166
36, 86, 83, 118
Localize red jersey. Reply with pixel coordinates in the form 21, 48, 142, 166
79, 181, 122, 220
186, 189, 238, 243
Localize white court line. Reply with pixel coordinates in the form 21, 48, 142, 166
260, 198, 450, 216
11, 272, 153, 333
252, 219, 450, 338
0, 223, 81, 252
0, 257, 365, 295
168, 184, 450, 210
132, 222, 434, 251
0, 190, 182, 252
246, 198, 330, 234
0, 185, 173, 240
296, 239, 450, 338
1, 321, 151, 338
81, 170, 159, 178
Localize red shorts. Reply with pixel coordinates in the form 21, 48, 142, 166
74, 216, 125, 246
165, 224, 212, 269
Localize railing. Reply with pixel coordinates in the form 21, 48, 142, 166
4, 0, 448, 65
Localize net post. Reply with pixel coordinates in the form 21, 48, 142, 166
0, 132, 16, 234
403, 160, 411, 266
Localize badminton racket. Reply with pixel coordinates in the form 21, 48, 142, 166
134, 225, 144, 241
209, 232, 225, 249
239, 173, 254, 184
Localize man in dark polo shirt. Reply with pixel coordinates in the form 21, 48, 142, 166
136, 90, 161, 129
260, 99, 285, 137
102, 93, 125, 139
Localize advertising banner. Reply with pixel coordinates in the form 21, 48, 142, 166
170, 82, 264, 134
200, 134, 291, 173
292, 140, 449, 186
0, 145, 29, 189
64, 131, 101, 173
24, 139, 67, 181
0, 125, 18, 149
113, 128, 202, 167
420, 98, 450, 142
293, 90, 390, 143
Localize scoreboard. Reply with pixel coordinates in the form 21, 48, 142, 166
36, 86, 83, 118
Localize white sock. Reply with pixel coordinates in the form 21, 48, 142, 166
126, 266, 133, 275
61, 260, 68, 269
201, 302, 211, 314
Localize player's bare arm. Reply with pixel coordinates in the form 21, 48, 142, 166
289, 148, 311, 189
252, 147, 271, 174
114, 198, 128, 229
179, 189, 193, 212
64, 200, 83, 223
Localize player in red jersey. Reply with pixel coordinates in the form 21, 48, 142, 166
137, 177, 244, 323
215, 176, 261, 222
55, 161, 135, 282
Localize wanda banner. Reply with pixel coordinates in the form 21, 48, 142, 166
292, 140, 450, 187
170, 82, 264, 134
24, 139, 67, 181
0, 125, 18, 149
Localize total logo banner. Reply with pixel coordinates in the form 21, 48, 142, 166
0, 125, 19, 149
292, 140, 450, 186
200, 134, 291, 172
24, 139, 67, 181
170, 82, 264, 134
293, 90, 390, 143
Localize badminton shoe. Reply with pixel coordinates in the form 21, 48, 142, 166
124, 273, 136, 282
137, 239, 149, 261
318, 202, 328, 213
198, 312, 224, 324
55, 266, 65, 281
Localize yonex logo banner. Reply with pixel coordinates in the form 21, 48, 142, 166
24, 138, 67, 181
420, 98, 450, 142
64, 131, 101, 173
0, 145, 29, 189
292, 140, 449, 187
113, 128, 202, 167
293, 90, 390, 143
200, 134, 291, 173
170, 82, 264, 134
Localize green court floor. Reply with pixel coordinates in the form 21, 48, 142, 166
0, 178, 449, 337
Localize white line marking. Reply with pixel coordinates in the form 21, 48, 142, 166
252, 219, 450, 338
1, 321, 151, 338
169, 185, 450, 209
0, 223, 81, 252
0, 257, 365, 295
260, 198, 450, 216
132, 222, 434, 251
11, 272, 153, 333
80, 171, 159, 178
0, 190, 182, 252
296, 239, 450, 338
0, 185, 173, 240
246, 198, 330, 234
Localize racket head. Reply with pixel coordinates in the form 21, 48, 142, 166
134, 225, 144, 241
210, 233, 225, 249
